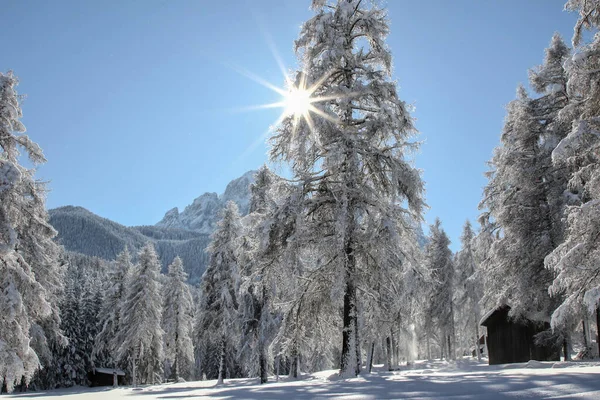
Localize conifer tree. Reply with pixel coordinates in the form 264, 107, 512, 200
480, 85, 561, 322
424, 219, 455, 360
0, 71, 63, 392
163, 256, 195, 381
454, 220, 482, 360
96, 247, 132, 368
118, 243, 164, 385
546, 1, 600, 332
269, 0, 424, 377
197, 201, 241, 384
59, 265, 84, 386
238, 166, 285, 383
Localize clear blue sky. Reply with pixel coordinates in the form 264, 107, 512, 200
2, 0, 578, 250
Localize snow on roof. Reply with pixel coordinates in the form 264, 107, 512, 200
479, 305, 507, 326
94, 367, 125, 376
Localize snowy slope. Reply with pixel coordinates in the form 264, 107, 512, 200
49, 207, 211, 283
10, 359, 600, 399
49, 171, 257, 283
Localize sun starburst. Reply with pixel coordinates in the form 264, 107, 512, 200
227, 33, 350, 160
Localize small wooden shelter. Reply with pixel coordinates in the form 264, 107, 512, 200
88, 367, 126, 387
480, 305, 560, 365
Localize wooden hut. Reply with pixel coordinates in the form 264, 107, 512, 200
88, 367, 126, 387
480, 305, 560, 365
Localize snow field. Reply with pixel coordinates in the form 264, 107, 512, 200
8, 359, 600, 399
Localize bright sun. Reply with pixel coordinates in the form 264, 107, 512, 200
284, 88, 312, 117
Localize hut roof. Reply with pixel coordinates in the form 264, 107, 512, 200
93, 367, 125, 376
479, 305, 510, 327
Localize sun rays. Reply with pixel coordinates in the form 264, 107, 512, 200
226, 28, 356, 162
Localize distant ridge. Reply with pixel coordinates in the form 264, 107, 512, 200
49, 170, 257, 283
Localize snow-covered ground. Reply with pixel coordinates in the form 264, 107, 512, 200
8, 359, 600, 399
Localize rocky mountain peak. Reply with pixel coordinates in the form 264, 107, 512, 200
156, 170, 257, 234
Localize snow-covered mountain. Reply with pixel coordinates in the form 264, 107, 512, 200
156, 170, 256, 233
50, 171, 257, 283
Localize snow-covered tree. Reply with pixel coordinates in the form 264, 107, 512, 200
480, 84, 565, 322
162, 256, 195, 381
238, 167, 280, 383
58, 264, 84, 386
95, 247, 132, 369
454, 220, 483, 360
546, 1, 600, 334
269, 0, 424, 377
565, 0, 600, 46
424, 219, 455, 360
118, 243, 164, 385
0, 71, 63, 393
197, 201, 241, 384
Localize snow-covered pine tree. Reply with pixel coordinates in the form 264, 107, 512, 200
162, 256, 195, 382
0, 71, 63, 393
238, 166, 280, 383
480, 85, 562, 322
454, 220, 483, 360
58, 264, 84, 387
79, 275, 102, 379
424, 219, 456, 360
269, 0, 424, 377
265, 180, 336, 378
197, 201, 241, 384
479, 32, 572, 332
118, 243, 164, 385
95, 247, 132, 369
546, 1, 600, 336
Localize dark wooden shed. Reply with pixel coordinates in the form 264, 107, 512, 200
480, 305, 560, 365
88, 367, 126, 387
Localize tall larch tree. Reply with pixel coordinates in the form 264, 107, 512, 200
269, 0, 424, 377
118, 243, 164, 385
546, 0, 600, 335
0, 71, 63, 393
162, 256, 195, 382
197, 201, 241, 384
480, 85, 560, 323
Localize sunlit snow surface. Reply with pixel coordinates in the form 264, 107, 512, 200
8, 359, 600, 399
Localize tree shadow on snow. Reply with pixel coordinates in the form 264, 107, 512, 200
7, 386, 115, 398
147, 371, 600, 400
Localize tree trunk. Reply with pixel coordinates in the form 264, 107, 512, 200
426, 331, 431, 360
340, 242, 359, 377
289, 341, 299, 379
131, 358, 137, 388
440, 330, 445, 360
257, 287, 268, 384
475, 322, 481, 362
217, 338, 226, 385
596, 306, 600, 357
259, 351, 268, 384
368, 342, 375, 373
173, 318, 180, 382
390, 329, 397, 368
385, 336, 392, 371
583, 320, 589, 350
483, 333, 488, 357
449, 302, 456, 360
